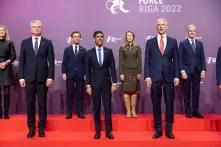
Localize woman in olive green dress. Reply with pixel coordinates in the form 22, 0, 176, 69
119, 31, 141, 118
0, 25, 16, 119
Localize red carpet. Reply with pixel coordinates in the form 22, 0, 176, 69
0, 114, 221, 147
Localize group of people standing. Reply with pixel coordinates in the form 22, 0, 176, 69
0, 18, 220, 140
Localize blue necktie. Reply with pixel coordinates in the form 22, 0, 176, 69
34, 38, 39, 54
98, 48, 102, 65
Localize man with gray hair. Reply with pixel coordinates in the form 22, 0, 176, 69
144, 18, 179, 139
19, 20, 55, 138
179, 24, 206, 118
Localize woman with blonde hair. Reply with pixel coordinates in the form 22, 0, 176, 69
0, 25, 16, 119
119, 31, 141, 118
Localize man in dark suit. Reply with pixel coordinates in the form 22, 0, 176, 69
85, 31, 117, 139
216, 46, 221, 88
19, 20, 54, 138
144, 18, 179, 139
62, 31, 86, 119
179, 24, 206, 118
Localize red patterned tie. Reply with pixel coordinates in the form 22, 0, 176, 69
160, 36, 164, 55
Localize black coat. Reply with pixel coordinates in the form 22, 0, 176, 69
0, 39, 16, 85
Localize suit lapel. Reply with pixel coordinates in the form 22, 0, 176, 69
28, 37, 35, 55
103, 48, 107, 66
92, 48, 100, 66
154, 37, 162, 55
185, 39, 195, 54
162, 36, 170, 56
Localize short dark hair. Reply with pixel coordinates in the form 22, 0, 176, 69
93, 31, 104, 38
71, 31, 81, 38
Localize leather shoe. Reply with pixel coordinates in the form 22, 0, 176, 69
65, 114, 72, 119
185, 113, 192, 118
77, 113, 85, 119
38, 129, 45, 137
27, 129, 35, 138
192, 113, 203, 118
165, 131, 175, 139
106, 132, 114, 139
94, 132, 101, 139
152, 131, 163, 139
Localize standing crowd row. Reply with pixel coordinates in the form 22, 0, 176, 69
0, 18, 221, 139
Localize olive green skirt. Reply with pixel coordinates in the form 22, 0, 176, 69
121, 68, 140, 92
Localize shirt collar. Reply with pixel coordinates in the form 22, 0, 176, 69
188, 37, 195, 42
32, 36, 41, 40
157, 33, 166, 39
72, 44, 79, 48
95, 46, 104, 50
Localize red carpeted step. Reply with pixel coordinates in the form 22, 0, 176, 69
0, 114, 221, 131
0, 131, 220, 147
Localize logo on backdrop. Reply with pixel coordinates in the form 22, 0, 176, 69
106, 0, 129, 14
106, 36, 122, 43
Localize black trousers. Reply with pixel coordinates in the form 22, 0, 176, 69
66, 77, 84, 115
151, 79, 174, 132
25, 81, 48, 130
182, 68, 201, 115
0, 85, 10, 117
92, 85, 112, 133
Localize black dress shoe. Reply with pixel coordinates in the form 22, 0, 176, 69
77, 114, 85, 119
38, 129, 45, 137
94, 132, 101, 139
106, 132, 114, 139
152, 131, 163, 139
192, 113, 203, 118
0, 114, 2, 119
65, 114, 72, 119
165, 131, 175, 139
27, 129, 35, 138
185, 114, 192, 118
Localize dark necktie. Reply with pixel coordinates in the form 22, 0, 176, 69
98, 48, 102, 65
191, 39, 196, 53
34, 38, 39, 55
74, 46, 78, 56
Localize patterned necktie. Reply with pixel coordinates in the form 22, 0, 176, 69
159, 36, 164, 55
34, 38, 39, 55
191, 39, 196, 53
98, 48, 102, 65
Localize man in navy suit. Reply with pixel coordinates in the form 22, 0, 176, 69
19, 20, 55, 138
85, 31, 117, 139
179, 24, 206, 118
62, 31, 86, 119
216, 46, 221, 88
144, 18, 179, 139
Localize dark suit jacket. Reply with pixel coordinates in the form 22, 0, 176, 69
61, 45, 86, 79
179, 39, 206, 74
85, 47, 117, 87
19, 37, 55, 82
216, 46, 221, 85
144, 36, 179, 82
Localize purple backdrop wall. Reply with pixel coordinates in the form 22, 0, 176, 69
0, 0, 221, 114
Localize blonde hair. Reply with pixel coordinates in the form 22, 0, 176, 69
124, 30, 136, 46
0, 25, 10, 40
